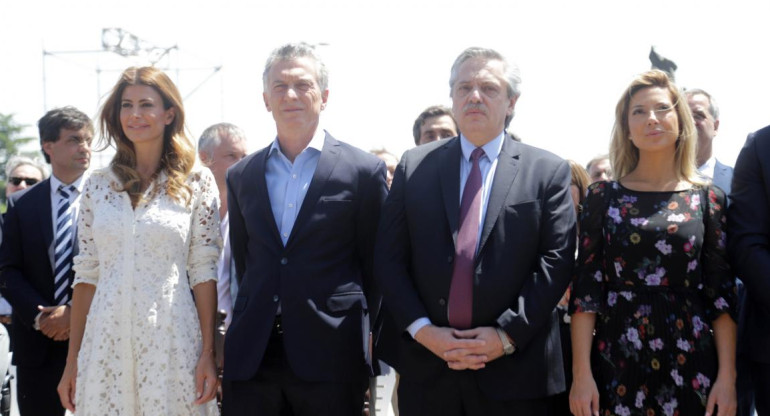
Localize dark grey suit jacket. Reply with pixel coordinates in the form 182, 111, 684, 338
728, 125, 770, 363
374, 135, 576, 400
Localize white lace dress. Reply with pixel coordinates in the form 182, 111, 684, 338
72, 167, 221, 416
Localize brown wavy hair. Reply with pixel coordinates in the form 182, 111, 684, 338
98, 67, 194, 206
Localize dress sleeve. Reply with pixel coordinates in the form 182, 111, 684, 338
187, 169, 222, 288
700, 185, 737, 322
569, 181, 608, 315
72, 176, 100, 286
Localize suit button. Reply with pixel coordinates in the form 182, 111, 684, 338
273, 295, 279, 302
447, 256, 453, 263
280, 258, 288, 265
438, 298, 446, 306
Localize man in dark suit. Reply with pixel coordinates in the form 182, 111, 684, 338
222, 43, 388, 416
728, 124, 770, 416
374, 47, 576, 415
0, 106, 92, 415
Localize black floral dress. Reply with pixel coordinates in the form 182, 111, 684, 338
569, 181, 736, 416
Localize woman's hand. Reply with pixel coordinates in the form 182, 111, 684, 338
193, 350, 218, 405
569, 372, 600, 416
705, 372, 737, 416
57, 359, 78, 412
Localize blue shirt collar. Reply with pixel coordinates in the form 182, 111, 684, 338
459, 131, 504, 162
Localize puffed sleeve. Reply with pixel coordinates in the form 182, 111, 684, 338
72, 175, 100, 286
187, 169, 222, 288
700, 185, 737, 322
569, 181, 608, 315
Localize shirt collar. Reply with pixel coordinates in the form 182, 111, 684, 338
50, 172, 87, 197
459, 131, 504, 162
698, 155, 716, 173
269, 127, 326, 159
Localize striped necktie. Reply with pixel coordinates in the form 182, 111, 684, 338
53, 184, 76, 305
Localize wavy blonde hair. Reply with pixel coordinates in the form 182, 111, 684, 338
609, 70, 702, 184
99, 67, 195, 206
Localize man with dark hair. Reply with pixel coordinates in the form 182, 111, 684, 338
0, 106, 92, 415
375, 47, 575, 415
223, 43, 388, 415
412, 105, 458, 146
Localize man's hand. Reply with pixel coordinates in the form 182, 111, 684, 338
38, 305, 70, 341
414, 325, 488, 370
444, 327, 506, 370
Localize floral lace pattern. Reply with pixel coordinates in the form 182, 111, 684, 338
72, 167, 221, 415
570, 181, 736, 416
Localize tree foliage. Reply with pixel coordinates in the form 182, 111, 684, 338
1, 113, 38, 204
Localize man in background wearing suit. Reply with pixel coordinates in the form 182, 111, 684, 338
0, 106, 92, 415
374, 47, 576, 415
728, 125, 770, 416
222, 42, 388, 416
686, 88, 733, 193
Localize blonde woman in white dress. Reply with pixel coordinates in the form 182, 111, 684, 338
57, 66, 220, 415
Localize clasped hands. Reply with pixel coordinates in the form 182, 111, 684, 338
414, 325, 505, 370
38, 304, 70, 341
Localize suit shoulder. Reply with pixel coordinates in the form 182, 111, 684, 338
751, 124, 770, 142
332, 137, 383, 170
8, 178, 49, 206
229, 145, 267, 178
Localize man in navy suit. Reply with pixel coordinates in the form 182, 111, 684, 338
728, 125, 770, 416
222, 43, 388, 416
0, 106, 92, 415
374, 47, 576, 415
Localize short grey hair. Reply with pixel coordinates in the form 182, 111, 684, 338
5, 154, 48, 179
685, 88, 720, 120
449, 47, 522, 100
262, 43, 329, 92
198, 123, 247, 160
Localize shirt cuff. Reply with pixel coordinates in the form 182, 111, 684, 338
407, 317, 432, 339
33, 311, 43, 331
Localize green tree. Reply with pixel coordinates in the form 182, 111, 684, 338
1, 113, 38, 205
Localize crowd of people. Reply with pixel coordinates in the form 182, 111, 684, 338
0, 41, 767, 416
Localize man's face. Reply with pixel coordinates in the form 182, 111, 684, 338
6, 164, 43, 197
43, 126, 92, 181
687, 93, 719, 152
418, 115, 457, 146
263, 57, 328, 136
202, 135, 248, 189
451, 57, 516, 145
588, 158, 611, 183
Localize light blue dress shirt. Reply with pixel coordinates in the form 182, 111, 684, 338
265, 129, 326, 246
407, 132, 505, 338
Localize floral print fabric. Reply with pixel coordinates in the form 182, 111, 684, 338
570, 181, 736, 416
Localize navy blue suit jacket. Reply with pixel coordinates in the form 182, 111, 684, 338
374, 135, 576, 400
0, 179, 71, 366
223, 133, 388, 382
728, 125, 770, 364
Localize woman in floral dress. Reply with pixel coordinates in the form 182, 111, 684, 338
569, 70, 737, 416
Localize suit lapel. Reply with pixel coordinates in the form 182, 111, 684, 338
37, 180, 55, 269
285, 133, 340, 249
478, 135, 520, 254
439, 138, 462, 246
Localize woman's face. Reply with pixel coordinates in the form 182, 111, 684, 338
6, 164, 43, 197
627, 86, 679, 155
119, 85, 175, 146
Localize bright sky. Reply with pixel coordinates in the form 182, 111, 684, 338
2, 0, 769, 169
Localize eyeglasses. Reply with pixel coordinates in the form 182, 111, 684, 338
8, 177, 39, 186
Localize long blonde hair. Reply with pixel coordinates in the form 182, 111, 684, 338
99, 67, 195, 206
609, 70, 701, 184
